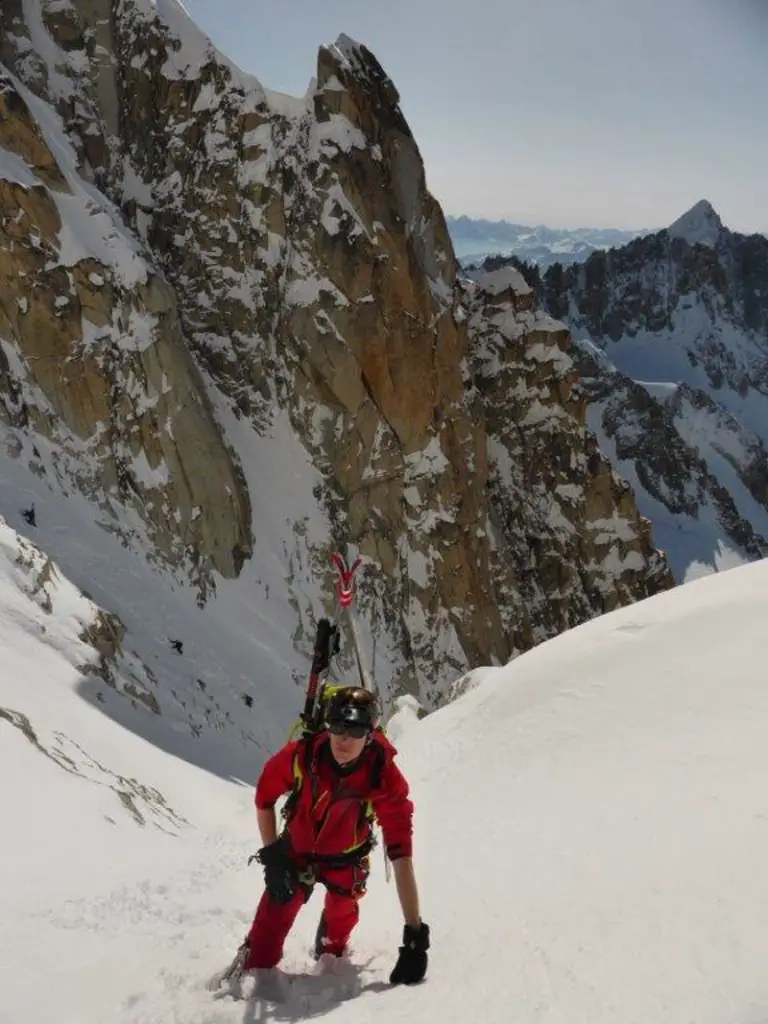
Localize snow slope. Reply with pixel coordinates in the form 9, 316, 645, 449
0, 413, 326, 785
3, 528, 768, 1021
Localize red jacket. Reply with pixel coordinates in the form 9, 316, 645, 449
255, 730, 413, 861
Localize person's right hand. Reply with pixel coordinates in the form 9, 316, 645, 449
257, 837, 296, 904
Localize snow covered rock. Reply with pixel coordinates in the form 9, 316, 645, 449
466, 269, 671, 648
0, 67, 251, 590
0, 514, 158, 711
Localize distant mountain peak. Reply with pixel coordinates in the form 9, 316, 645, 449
668, 200, 724, 248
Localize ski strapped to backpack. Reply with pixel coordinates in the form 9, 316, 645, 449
282, 551, 393, 882
288, 552, 381, 741
332, 552, 375, 694
285, 551, 393, 879
330, 551, 392, 880
293, 616, 340, 738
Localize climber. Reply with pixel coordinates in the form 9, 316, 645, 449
242, 686, 429, 985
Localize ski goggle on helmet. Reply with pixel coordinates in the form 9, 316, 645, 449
325, 687, 379, 739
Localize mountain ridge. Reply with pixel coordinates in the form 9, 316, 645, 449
477, 202, 768, 580
447, 213, 651, 267
449, 203, 767, 270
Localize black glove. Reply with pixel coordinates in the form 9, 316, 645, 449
256, 837, 296, 905
389, 921, 430, 985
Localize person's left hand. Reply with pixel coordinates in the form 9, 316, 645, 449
390, 921, 430, 984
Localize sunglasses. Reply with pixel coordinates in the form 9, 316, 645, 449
327, 721, 370, 740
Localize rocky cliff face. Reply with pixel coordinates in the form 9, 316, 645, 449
0, 0, 671, 730
0, 52, 251, 593
499, 201, 768, 581
465, 266, 670, 647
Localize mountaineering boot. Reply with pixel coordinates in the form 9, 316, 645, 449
206, 938, 249, 993
313, 912, 346, 960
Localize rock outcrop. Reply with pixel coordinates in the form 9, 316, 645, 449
0, 63, 251, 593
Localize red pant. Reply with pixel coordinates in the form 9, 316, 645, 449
244, 862, 368, 970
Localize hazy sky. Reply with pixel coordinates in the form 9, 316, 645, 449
181, 0, 767, 233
